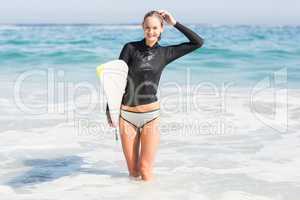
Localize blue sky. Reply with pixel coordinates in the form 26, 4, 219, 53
0, 0, 299, 25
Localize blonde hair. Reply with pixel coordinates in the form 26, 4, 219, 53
142, 10, 164, 40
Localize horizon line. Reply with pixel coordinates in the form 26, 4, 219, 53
0, 22, 300, 27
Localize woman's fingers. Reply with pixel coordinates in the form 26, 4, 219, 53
158, 10, 169, 16
159, 13, 168, 20
109, 123, 115, 128
157, 10, 167, 17
157, 10, 175, 25
108, 118, 114, 127
109, 121, 116, 128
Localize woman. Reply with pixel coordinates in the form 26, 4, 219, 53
106, 10, 204, 181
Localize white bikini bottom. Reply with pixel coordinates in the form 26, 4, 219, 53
120, 108, 160, 130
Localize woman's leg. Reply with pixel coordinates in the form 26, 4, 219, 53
119, 116, 141, 177
139, 117, 160, 181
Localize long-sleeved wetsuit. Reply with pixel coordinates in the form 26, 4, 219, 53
106, 21, 204, 115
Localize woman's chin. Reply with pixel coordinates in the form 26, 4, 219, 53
146, 37, 158, 42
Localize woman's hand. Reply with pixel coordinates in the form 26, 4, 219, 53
107, 115, 116, 128
106, 105, 117, 128
107, 115, 117, 128
157, 10, 177, 26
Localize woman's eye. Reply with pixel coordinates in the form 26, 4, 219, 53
144, 27, 159, 32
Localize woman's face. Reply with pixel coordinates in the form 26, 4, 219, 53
142, 16, 163, 43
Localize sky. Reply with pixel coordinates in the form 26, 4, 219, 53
0, 0, 299, 25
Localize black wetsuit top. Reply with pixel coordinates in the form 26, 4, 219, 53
106, 21, 204, 114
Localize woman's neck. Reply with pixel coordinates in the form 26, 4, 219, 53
145, 39, 158, 47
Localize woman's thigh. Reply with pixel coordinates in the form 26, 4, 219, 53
119, 117, 140, 166
139, 117, 160, 166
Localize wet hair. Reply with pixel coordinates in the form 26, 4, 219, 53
142, 10, 163, 41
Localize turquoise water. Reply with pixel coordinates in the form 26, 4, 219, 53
0, 24, 299, 88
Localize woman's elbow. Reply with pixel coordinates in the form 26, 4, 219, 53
195, 37, 204, 48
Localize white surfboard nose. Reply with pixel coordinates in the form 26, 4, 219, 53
96, 59, 129, 126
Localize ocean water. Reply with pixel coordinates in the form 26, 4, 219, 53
0, 24, 300, 84
0, 24, 300, 199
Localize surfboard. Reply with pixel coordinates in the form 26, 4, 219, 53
96, 60, 128, 140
